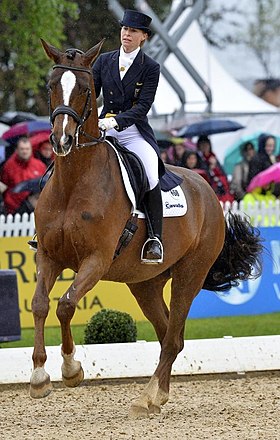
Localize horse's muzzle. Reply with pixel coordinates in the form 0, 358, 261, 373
50, 133, 73, 156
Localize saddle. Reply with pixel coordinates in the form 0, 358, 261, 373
105, 136, 149, 209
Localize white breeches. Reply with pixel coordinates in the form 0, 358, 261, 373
107, 124, 159, 190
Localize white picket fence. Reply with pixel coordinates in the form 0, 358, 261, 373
0, 200, 280, 237
0, 212, 36, 237
223, 199, 280, 227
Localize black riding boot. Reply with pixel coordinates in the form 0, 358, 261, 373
142, 183, 163, 263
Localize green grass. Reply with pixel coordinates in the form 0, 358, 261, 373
1, 313, 279, 348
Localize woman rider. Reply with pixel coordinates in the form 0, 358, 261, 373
93, 9, 165, 264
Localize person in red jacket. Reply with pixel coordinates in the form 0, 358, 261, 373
0, 136, 46, 214
196, 135, 234, 203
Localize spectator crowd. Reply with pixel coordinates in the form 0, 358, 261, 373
0, 128, 280, 216
0, 132, 53, 215
159, 131, 280, 205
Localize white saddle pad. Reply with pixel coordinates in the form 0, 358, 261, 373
107, 140, 187, 218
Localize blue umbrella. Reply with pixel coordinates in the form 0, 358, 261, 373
177, 119, 245, 138
223, 131, 280, 175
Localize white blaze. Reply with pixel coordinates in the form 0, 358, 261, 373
60, 70, 76, 144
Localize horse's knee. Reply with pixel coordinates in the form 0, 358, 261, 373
56, 296, 75, 323
31, 294, 49, 319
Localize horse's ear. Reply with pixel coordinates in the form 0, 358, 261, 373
40, 38, 63, 63
84, 38, 106, 66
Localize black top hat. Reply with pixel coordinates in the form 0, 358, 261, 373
120, 9, 152, 36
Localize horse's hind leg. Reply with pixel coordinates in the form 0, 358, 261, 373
30, 253, 62, 398
127, 272, 171, 418
128, 271, 170, 344
129, 255, 208, 419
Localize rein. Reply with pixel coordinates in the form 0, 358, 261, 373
50, 63, 105, 147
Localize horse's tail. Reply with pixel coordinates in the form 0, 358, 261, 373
203, 211, 264, 292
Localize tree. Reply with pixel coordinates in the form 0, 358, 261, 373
0, 0, 78, 114
64, 0, 172, 55
198, 0, 280, 78
198, 0, 243, 49
0, 0, 171, 115
243, 0, 280, 77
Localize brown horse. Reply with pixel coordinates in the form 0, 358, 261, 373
30, 39, 263, 418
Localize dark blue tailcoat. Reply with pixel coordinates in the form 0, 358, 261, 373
93, 49, 182, 190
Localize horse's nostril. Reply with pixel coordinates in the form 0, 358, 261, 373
64, 135, 73, 147
50, 133, 58, 148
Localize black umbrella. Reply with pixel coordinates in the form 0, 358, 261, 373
12, 176, 48, 194
0, 111, 38, 126
177, 119, 245, 138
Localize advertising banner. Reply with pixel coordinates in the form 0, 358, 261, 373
0, 227, 279, 327
0, 237, 148, 327
189, 227, 280, 318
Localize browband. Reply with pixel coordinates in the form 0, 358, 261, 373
53, 64, 92, 75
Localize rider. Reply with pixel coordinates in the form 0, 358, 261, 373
93, 9, 164, 263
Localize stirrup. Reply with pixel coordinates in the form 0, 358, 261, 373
28, 234, 38, 251
141, 236, 163, 265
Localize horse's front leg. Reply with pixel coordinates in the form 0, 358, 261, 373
30, 252, 62, 398
56, 256, 105, 388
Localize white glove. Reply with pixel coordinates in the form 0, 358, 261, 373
98, 117, 118, 131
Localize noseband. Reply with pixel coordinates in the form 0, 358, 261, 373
50, 62, 105, 148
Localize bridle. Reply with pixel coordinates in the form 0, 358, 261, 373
49, 61, 105, 148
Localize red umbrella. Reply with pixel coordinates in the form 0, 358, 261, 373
247, 162, 280, 192
2, 120, 51, 141
30, 131, 51, 151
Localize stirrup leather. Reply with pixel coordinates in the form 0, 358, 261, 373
141, 236, 163, 264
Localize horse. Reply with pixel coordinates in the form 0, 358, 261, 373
30, 39, 263, 418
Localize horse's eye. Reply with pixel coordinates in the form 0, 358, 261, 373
78, 85, 89, 94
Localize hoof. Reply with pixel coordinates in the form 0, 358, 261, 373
129, 404, 150, 419
30, 367, 52, 399
149, 404, 161, 415
29, 375, 52, 399
62, 365, 84, 388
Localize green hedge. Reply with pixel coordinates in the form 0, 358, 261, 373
84, 309, 137, 344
